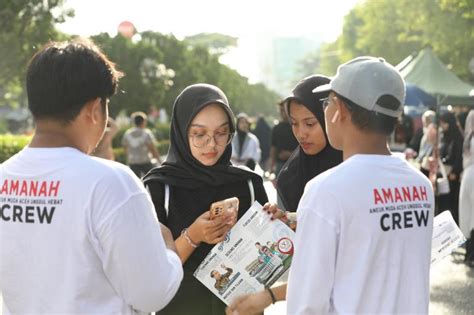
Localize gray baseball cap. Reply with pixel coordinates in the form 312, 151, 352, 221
313, 56, 406, 118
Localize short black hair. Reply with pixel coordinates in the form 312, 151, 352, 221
132, 111, 147, 126
26, 38, 123, 123
336, 93, 397, 135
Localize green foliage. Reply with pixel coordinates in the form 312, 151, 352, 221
113, 147, 126, 164
94, 31, 279, 118
302, 0, 474, 83
0, 0, 73, 107
0, 120, 8, 134
0, 134, 31, 163
184, 33, 238, 55
113, 140, 169, 165
2, 3, 279, 119
111, 123, 170, 149
152, 123, 171, 141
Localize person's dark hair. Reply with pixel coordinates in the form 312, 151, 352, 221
26, 38, 123, 123
440, 111, 462, 138
132, 111, 147, 126
336, 93, 397, 135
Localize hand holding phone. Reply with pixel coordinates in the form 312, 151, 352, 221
209, 197, 239, 220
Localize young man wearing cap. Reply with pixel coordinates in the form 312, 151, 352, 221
0, 39, 183, 314
286, 57, 434, 314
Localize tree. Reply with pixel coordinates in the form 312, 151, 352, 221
312, 0, 474, 83
0, 0, 73, 107
184, 33, 238, 56
92, 31, 278, 117
92, 32, 173, 117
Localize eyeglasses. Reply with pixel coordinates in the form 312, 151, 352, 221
321, 95, 353, 112
321, 97, 334, 111
189, 132, 233, 148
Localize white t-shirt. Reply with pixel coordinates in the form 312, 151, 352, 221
231, 132, 261, 164
122, 128, 156, 165
287, 154, 434, 315
0, 147, 183, 314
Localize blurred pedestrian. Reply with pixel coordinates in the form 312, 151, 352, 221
231, 113, 261, 170
408, 110, 437, 176
270, 101, 298, 177
407, 110, 435, 157
122, 111, 161, 178
252, 115, 272, 172
460, 110, 474, 265
438, 111, 464, 223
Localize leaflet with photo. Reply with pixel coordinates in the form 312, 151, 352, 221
194, 201, 295, 305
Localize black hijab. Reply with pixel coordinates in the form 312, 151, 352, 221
236, 113, 250, 158
276, 75, 343, 211
143, 84, 260, 189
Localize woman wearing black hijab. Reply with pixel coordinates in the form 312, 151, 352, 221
143, 84, 268, 315
277, 75, 343, 212
226, 75, 343, 315
438, 111, 464, 223
231, 113, 261, 170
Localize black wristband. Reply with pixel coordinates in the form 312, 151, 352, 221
267, 287, 277, 304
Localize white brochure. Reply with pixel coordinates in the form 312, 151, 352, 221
194, 201, 295, 305
431, 210, 466, 264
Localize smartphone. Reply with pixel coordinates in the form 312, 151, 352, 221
209, 197, 239, 219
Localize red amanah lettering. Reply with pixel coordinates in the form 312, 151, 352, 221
394, 188, 403, 203
374, 189, 384, 204
412, 186, 421, 201
382, 188, 393, 203
0, 180, 8, 194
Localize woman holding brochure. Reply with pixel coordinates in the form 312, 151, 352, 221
226, 75, 343, 315
143, 83, 268, 315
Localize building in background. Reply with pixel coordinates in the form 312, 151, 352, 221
257, 35, 321, 95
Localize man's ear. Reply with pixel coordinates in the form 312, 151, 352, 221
334, 97, 351, 122
83, 98, 102, 124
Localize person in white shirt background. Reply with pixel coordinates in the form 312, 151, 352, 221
122, 111, 162, 178
0, 38, 183, 314
231, 113, 261, 170
460, 109, 474, 266
286, 57, 434, 314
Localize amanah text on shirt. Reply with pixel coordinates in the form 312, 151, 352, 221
371, 185, 430, 231
0, 179, 61, 224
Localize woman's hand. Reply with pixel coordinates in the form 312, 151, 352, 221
226, 290, 272, 315
448, 173, 457, 181
188, 210, 236, 245
262, 202, 297, 230
262, 202, 287, 221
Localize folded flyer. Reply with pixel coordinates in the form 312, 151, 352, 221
194, 201, 295, 305
431, 210, 466, 264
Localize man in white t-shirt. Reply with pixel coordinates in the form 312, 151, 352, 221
287, 57, 434, 315
0, 38, 183, 314
122, 111, 161, 178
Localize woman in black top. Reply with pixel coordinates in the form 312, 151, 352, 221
226, 75, 343, 315
143, 84, 268, 315
438, 111, 464, 223
277, 75, 343, 212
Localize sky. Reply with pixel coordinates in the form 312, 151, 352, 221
57, 0, 362, 82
